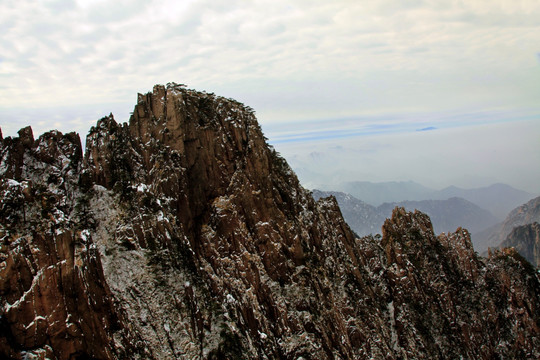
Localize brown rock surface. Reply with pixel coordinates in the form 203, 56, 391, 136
0, 130, 145, 359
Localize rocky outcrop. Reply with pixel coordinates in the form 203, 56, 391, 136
498, 222, 540, 268
0, 129, 145, 359
312, 189, 387, 236
1, 83, 539, 359
378, 209, 539, 358
380, 197, 499, 235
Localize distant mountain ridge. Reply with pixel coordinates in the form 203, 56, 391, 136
435, 183, 535, 219
327, 181, 534, 220
313, 190, 499, 237
337, 181, 433, 205
474, 196, 540, 253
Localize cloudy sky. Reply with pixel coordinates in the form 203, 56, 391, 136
1, 0, 539, 193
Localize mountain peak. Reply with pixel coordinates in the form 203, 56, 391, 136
1, 84, 539, 359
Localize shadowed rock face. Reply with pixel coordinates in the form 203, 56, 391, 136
1, 84, 539, 359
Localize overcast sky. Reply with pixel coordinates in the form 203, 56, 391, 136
1, 0, 539, 193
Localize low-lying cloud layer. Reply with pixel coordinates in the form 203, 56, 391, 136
273, 117, 540, 194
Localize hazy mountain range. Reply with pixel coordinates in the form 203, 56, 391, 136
316, 187, 540, 265
324, 181, 535, 220
312, 190, 499, 238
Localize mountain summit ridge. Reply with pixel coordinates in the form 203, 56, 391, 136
1, 84, 539, 359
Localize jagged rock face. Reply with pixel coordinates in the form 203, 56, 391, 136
1, 84, 539, 359
499, 222, 540, 268
0, 129, 145, 359
378, 209, 539, 358
80, 84, 357, 358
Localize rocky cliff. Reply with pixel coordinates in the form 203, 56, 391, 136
1, 83, 539, 359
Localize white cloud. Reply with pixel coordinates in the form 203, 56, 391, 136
1, 0, 539, 191
2, 0, 539, 110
